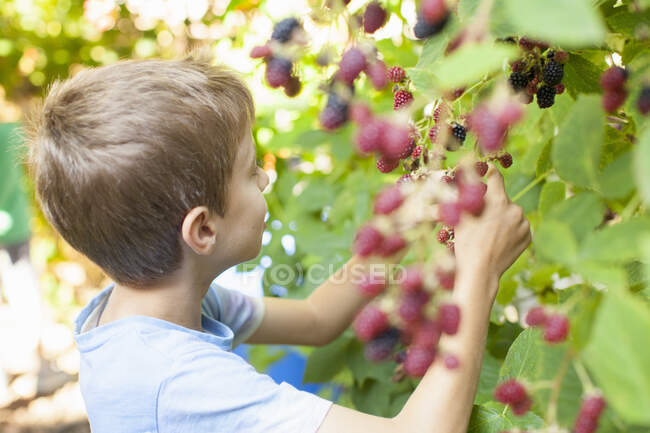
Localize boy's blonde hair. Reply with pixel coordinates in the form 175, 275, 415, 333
25, 48, 255, 287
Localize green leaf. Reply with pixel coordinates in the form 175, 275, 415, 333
535, 140, 553, 176
475, 353, 501, 404
407, 68, 437, 94
538, 182, 565, 217
534, 220, 578, 265
606, 8, 650, 37
500, 0, 606, 48
634, 126, 650, 206
545, 192, 604, 242
580, 218, 650, 263
583, 291, 650, 425
574, 261, 627, 289
347, 340, 396, 384
569, 290, 602, 351
563, 54, 604, 98
551, 95, 604, 189
296, 179, 336, 212
467, 402, 543, 433
458, 0, 480, 22
303, 335, 352, 383
430, 42, 519, 89
598, 151, 635, 199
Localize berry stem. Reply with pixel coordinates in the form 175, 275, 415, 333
621, 193, 641, 220
511, 170, 551, 203
546, 349, 573, 425
526, 380, 554, 391
573, 358, 595, 394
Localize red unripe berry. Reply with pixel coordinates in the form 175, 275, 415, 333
498, 102, 524, 127
510, 60, 524, 72
353, 224, 383, 257
554, 50, 569, 64
458, 182, 486, 215
600, 66, 627, 91
283, 76, 301, 97
411, 145, 423, 159
412, 319, 441, 349
494, 379, 527, 404
339, 48, 367, 84
354, 305, 389, 342
387, 66, 406, 83
499, 152, 513, 168
250, 44, 271, 59
436, 229, 450, 244
580, 395, 606, 419
356, 120, 386, 154
470, 106, 506, 152
602, 89, 628, 113
511, 397, 533, 416
438, 303, 461, 335
266, 57, 292, 88
475, 161, 489, 177
554, 83, 565, 95
404, 346, 436, 377
363, 1, 387, 34
357, 273, 387, 297
441, 174, 454, 184
421, 0, 447, 23
446, 241, 455, 255
350, 103, 373, 124
374, 185, 404, 215
428, 125, 439, 143
401, 266, 424, 292
380, 124, 412, 160
399, 290, 431, 322
518, 37, 535, 50
444, 354, 460, 370
397, 173, 413, 184
439, 201, 462, 226
435, 267, 455, 290
366, 60, 388, 89
378, 233, 407, 256
393, 89, 414, 110
544, 313, 570, 343
376, 156, 400, 173
525, 306, 548, 327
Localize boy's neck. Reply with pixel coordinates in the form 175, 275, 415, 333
99, 273, 214, 332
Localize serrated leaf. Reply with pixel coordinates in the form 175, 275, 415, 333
551, 95, 604, 189
606, 8, 650, 36
536, 140, 553, 176
500, 0, 606, 47
563, 54, 604, 98
534, 220, 578, 265
583, 291, 650, 424
538, 182, 565, 217
580, 218, 650, 263
546, 192, 604, 242
574, 261, 627, 289
598, 151, 635, 199
475, 354, 501, 404
407, 68, 437, 94
430, 42, 519, 89
303, 335, 352, 383
468, 402, 543, 433
634, 127, 650, 206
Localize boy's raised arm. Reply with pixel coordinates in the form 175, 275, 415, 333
315, 167, 531, 433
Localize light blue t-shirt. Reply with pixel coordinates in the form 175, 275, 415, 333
73, 282, 333, 433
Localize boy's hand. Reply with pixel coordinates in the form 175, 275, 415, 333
454, 165, 531, 299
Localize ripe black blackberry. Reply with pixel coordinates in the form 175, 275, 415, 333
509, 71, 529, 92
452, 124, 466, 143
543, 61, 564, 86
320, 91, 349, 130
413, 13, 449, 39
271, 17, 300, 43
537, 85, 556, 109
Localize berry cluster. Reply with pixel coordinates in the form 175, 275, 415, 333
573, 395, 606, 433
600, 66, 628, 113
507, 39, 567, 109
494, 379, 532, 416
525, 306, 570, 343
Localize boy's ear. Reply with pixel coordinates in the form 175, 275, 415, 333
181, 206, 220, 255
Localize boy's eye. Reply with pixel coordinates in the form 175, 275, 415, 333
252, 159, 263, 175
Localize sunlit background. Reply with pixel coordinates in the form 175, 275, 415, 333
0, 0, 421, 431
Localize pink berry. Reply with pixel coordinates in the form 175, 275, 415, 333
265, 57, 292, 88
397, 173, 413, 184
475, 161, 489, 177
439, 202, 461, 226
554, 51, 569, 64
380, 124, 412, 160
339, 48, 367, 84
353, 224, 383, 257
376, 156, 400, 173
378, 233, 407, 256
441, 174, 454, 184
350, 103, 373, 124
411, 145, 423, 159
554, 83, 565, 95
444, 354, 460, 370
600, 66, 627, 91
458, 182, 486, 215
250, 44, 271, 59
357, 273, 387, 297
602, 89, 627, 113
469, 106, 506, 152
393, 89, 413, 110
436, 229, 450, 244
525, 306, 547, 327
356, 119, 386, 154
438, 303, 460, 335
364, 328, 400, 361
511, 397, 533, 416
401, 266, 424, 292
354, 305, 389, 342
363, 1, 387, 34
399, 290, 431, 323
366, 59, 388, 89
494, 379, 527, 404
580, 395, 606, 419
544, 313, 569, 343
428, 125, 439, 143
374, 185, 404, 215
404, 346, 436, 377
421, 0, 447, 23
387, 66, 406, 83
498, 102, 524, 126
412, 319, 441, 349
435, 268, 455, 291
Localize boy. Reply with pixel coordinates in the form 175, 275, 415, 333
25, 48, 530, 433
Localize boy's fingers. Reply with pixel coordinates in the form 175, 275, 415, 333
484, 164, 508, 204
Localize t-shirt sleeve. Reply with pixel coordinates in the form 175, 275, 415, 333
201, 282, 265, 348
157, 349, 333, 433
